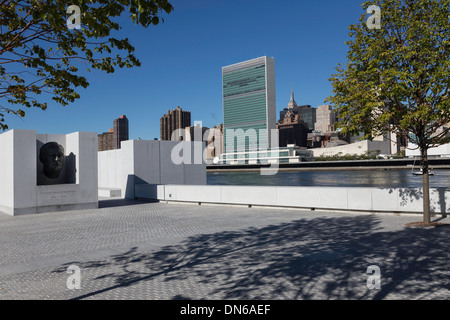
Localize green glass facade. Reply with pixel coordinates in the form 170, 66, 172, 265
222, 57, 275, 158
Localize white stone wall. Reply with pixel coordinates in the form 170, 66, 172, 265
0, 129, 98, 216
312, 139, 390, 158
70, 132, 98, 204
98, 140, 207, 199
142, 184, 449, 214
406, 142, 450, 158
0, 130, 18, 213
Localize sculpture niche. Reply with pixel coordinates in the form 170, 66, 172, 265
39, 142, 65, 179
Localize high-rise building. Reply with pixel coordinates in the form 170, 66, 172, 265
279, 89, 297, 120
277, 110, 308, 148
98, 128, 114, 151
98, 115, 129, 151
279, 88, 316, 132
222, 56, 276, 155
160, 106, 191, 141
287, 87, 298, 110
314, 105, 336, 133
276, 88, 309, 147
297, 106, 316, 132
113, 115, 129, 149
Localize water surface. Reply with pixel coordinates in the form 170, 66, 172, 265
207, 169, 450, 189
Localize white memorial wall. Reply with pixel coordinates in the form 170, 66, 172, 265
98, 140, 207, 199
0, 129, 98, 216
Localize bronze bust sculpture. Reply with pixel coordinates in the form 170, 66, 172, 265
39, 142, 65, 179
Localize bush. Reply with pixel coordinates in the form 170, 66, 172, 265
315, 150, 380, 161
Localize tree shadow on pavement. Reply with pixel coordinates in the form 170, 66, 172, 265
54, 214, 449, 300
384, 187, 450, 215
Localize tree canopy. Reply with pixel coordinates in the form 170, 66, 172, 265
326, 0, 450, 223
327, 0, 450, 151
0, 0, 173, 130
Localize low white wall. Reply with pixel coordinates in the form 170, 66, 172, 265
406, 142, 450, 158
312, 140, 390, 158
99, 140, 207, 199
135, 184, 450, 214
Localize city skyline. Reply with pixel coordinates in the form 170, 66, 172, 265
2, 0, 363, 140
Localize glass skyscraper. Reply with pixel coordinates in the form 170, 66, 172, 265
222, 56, 276, 159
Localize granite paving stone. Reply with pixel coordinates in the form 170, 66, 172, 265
0, 199, 448, 300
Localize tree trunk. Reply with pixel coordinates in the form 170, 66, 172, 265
421, 147, 431, 224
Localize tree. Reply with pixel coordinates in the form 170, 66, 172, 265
326, 0, 450, 224
0, 0, 173, 130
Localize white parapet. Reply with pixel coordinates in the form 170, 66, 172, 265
406, 142, 450, 158
136, 184, 450, 215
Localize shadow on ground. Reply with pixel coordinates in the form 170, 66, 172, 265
54, 214, 449, 300
98, 198, 158, 209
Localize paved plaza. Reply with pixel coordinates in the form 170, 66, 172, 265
0, 199, 448, 300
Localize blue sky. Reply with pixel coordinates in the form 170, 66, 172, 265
5, 0, 369, 140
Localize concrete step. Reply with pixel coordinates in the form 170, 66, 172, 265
98, 187, 121, 198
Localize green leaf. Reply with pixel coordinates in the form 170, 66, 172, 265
0, 0, 174, 131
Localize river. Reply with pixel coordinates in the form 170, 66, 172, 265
207, 169, 450, 188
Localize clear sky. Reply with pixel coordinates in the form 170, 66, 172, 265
5, 0, 369, 140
